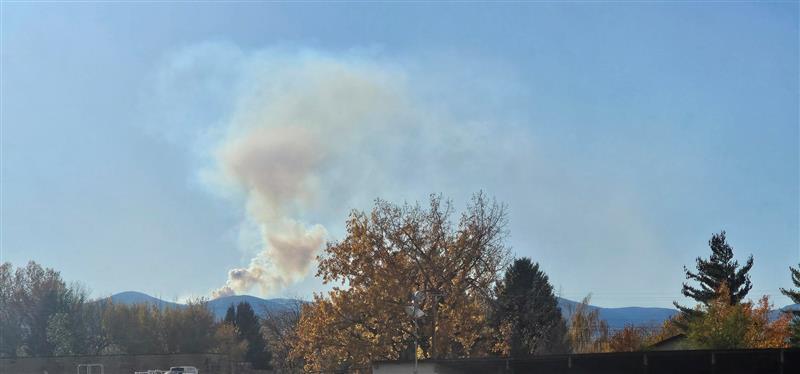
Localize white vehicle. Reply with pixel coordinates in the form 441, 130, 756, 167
165, 367, 198, 374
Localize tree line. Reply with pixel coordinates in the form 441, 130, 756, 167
0, 262, 276, 370
2, 193, 799, 373
287, 194, 800, 372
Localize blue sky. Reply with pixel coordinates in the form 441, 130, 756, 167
1, 3, 797, 308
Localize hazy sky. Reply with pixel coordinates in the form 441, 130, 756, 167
1, 3, 797, 308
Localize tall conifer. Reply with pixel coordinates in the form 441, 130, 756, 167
780, 264, 800, 347
492, 257, 568, 356
675, 231, 753, 315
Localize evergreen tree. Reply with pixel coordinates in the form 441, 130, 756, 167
674, 231, 753, 315
780, 263, 800, 347
224, 304, 236, 325
492, 257, 568, 357
234, 302, 271, 369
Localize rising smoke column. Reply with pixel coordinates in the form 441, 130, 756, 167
152, 44, 664, 302
209, 54, 409, 297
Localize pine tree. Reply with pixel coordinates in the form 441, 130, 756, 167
674, 231, 753, 315
234, 302, 272, 369
492, 257, 568, 357
224, 304, 236, 325
779, 263, 800, 347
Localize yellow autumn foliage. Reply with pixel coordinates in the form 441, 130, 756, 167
291, 194, 509, 372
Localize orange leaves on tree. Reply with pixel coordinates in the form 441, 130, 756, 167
291, 194, 509, 372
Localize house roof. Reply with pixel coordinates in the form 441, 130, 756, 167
648, 333, 688, 348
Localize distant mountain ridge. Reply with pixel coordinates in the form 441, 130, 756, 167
107, 291, 677, 326
109, 291, 183, 310
772, 303, 800, 321
103, 291, 298, 319
556, 297, 678, 329
106, 292, 798, 329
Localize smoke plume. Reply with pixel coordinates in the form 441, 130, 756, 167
150, 44, 659, 301
207, 52, 413, 297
